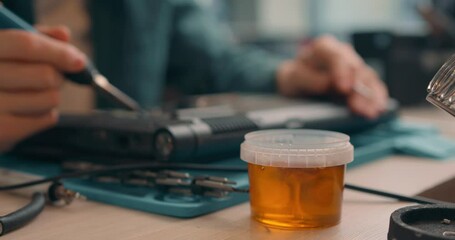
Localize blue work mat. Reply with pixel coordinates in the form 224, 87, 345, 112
0, 156, 249, 218
0, 120, 453, 218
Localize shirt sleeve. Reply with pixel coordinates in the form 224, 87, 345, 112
166, 0, 285, 95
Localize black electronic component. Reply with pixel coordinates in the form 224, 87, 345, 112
154, 115, 259, 161
154, 100, 399, 161
10, 111, 174, 160
388, 205, 455, 240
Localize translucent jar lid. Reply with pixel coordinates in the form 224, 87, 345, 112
240, 129, 353, 168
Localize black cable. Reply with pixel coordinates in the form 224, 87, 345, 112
344, 183, 449, 205
0, 192, 46, 236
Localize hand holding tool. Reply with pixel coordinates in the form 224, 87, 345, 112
0, 6, 142, 111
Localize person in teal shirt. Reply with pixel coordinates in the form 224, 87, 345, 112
0, 0, 388, 151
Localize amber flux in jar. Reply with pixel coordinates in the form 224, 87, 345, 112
248, 164, 345, 229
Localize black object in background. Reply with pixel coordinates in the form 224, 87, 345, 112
353, 32, 452, 106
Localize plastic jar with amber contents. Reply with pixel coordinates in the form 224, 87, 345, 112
240, 129, 353, 229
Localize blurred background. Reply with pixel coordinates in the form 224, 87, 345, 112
200, 0, 455, 106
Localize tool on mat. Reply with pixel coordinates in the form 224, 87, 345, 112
62, 161, 248, 198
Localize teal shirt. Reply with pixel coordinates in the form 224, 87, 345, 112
6, 0, 284, 108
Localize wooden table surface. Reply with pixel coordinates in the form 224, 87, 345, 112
1, 106, 454, 240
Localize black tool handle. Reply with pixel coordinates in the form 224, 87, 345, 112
64, 62, 96, 85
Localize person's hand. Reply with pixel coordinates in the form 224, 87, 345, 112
277, 35, 388, 119
0, 26, 86, 152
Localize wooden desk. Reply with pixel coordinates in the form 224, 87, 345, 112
1, 106, 454, 240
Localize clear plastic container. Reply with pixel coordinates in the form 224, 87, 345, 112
240, 129, 353, 229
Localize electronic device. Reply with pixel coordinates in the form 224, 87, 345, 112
11, 94, 399, 163
156, 95, 398, 161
